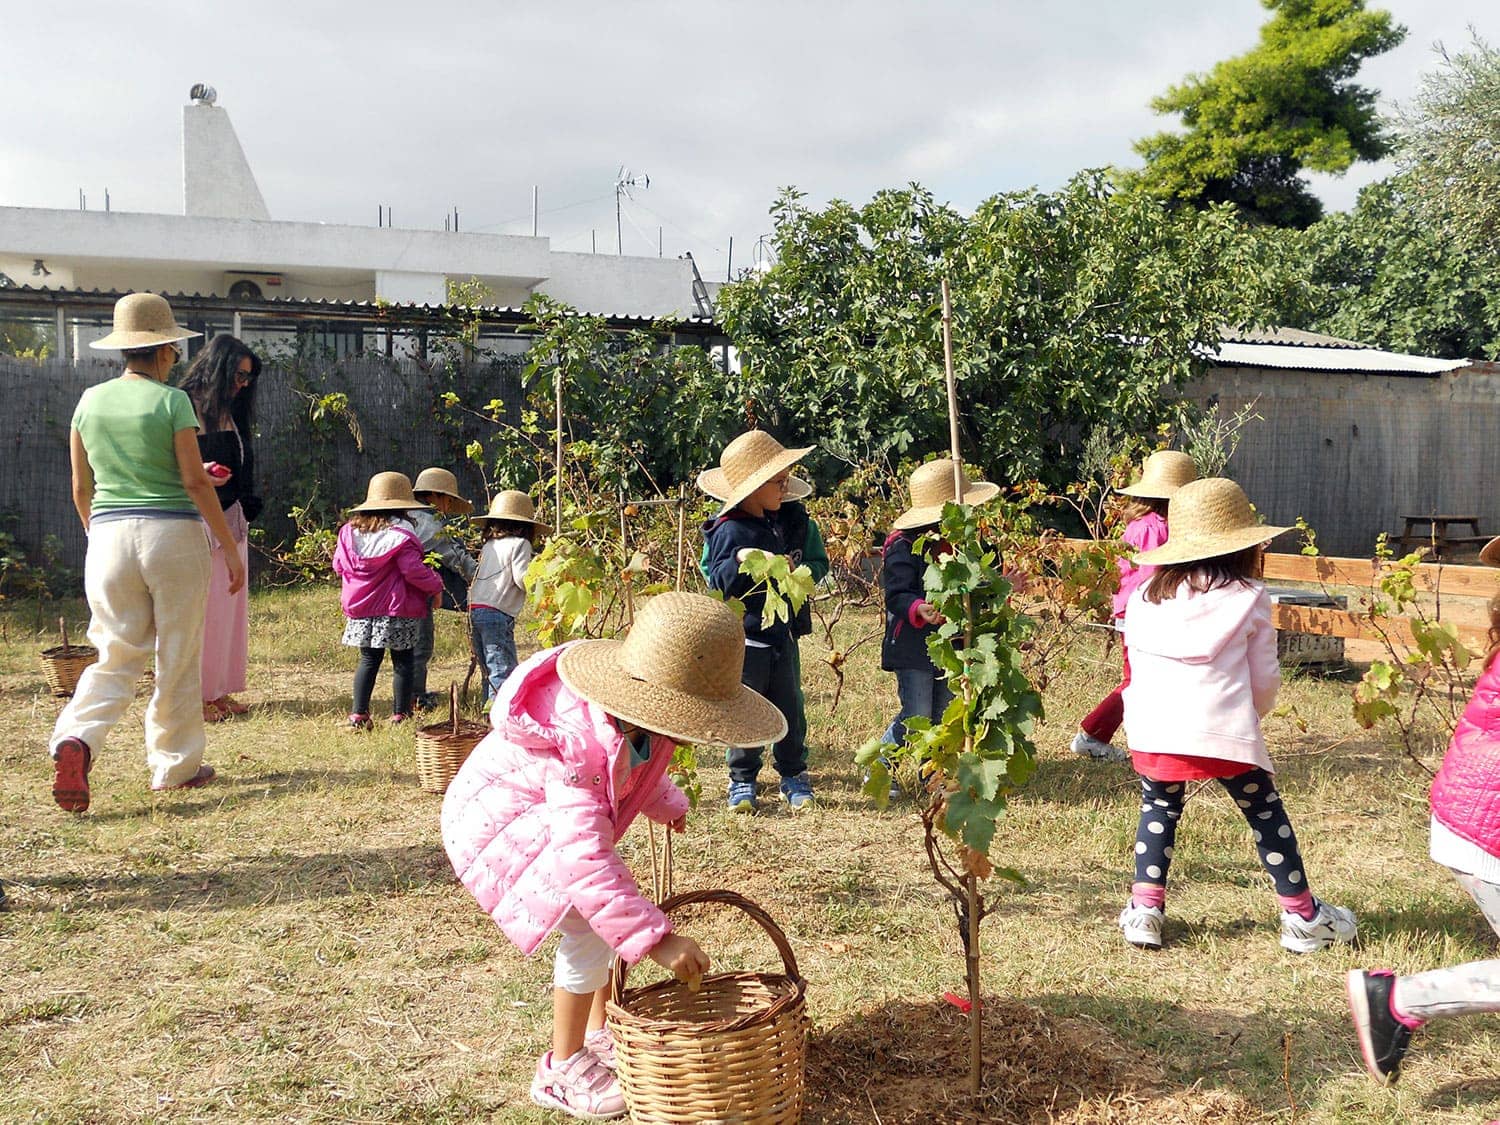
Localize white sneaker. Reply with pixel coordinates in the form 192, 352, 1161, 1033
530, 1048, 626, 1119
1280, 899, 1357, 953
1072, 731, 1128, 763
1118, 903, 1164, 949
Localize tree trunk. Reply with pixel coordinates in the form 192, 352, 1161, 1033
965, 870, 982, 1096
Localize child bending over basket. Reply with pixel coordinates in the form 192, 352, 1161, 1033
441, 592, 786, 1120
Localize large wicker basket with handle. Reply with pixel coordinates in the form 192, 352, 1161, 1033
607, 888, 809, 1124
40, 618, 97, 698
414, 684, 488, 794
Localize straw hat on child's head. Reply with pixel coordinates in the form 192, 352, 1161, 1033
349, 472, 430, 514
1118, 450, 1198, 499
412, 467, 473, 514
558, 592, 787, 748
473, 490, 544, 526
696, 430, 814, 512
892, 458, 1001, 531
1480, 537, 1500, 568
1132, 478, 1291, 566
89, 292, 201, 351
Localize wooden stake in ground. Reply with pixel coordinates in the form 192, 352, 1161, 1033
675, 482, 687, 591
618, 491, 635, 626
553, 356, 564, 536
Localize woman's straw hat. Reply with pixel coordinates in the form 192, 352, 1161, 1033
412, 467, 473, 514
892, 458, 1001, 531
348, 471, 430, 514
1133, 477, 1291, 566
1479, 537, 1500, 567
1118, 450, 1198, 499
473, 490, 544, 526
558, 592, 787, 748
696, 430, 814, 512
90, 292, 202, 351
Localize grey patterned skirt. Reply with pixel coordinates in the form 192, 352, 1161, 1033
341, 615, 421, 650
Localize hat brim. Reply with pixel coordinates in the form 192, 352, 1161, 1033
1479, 536, 1500, 568
474, 510, 544, 525
90, 326, 203, 350
1117, 480, 1185, 499
1133, 524, 1293, 567
702, 445, 814, 513
557, 639, 788, 749
348, 499, 432, 513
892, 481, 1001, 531
416, 489, 474, 515
696, 469, 812, 504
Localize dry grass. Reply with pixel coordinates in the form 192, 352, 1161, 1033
2, 586, 1497, 1123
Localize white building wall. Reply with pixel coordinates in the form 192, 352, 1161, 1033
538, 252, 699, 318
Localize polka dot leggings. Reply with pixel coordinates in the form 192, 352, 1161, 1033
1134, 769, 1308, 896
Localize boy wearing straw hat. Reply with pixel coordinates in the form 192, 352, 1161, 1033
410, 467, 478, 710
442, 592, 784, 1119
700, 430, 817, 812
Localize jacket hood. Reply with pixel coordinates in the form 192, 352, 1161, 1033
1125, 580, 1262, 663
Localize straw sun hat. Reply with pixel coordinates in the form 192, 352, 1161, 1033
558, 592, 787, 748
412, 467, 473, 514
1118, 450, 1198, 499
90, 292, 202, 351
891, 458, 1001, 531
696, 430, 814, 512
1479, 537, 1500, 568
1132, 477, 1291, 566
348, 471, 430, 514
473, 490, 545, 526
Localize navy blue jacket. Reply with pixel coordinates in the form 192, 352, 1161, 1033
881, 529, 938, 672
703, 508, 790, 643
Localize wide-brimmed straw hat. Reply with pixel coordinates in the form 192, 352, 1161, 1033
697, 471, 812, 504
412, 467, 473, 514
1133, 478, 1291, 566
348, 471, 430, 514
1479, 537, 1500, 567
696, 430, 814, 512
1118, 450, 1198, 499
558, 592, 787, 748
89, 292, 202, 351
892, 458, 1001, 531
473, 490, 544, 526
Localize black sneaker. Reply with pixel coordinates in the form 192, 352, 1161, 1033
1347, 969, 1415, 1086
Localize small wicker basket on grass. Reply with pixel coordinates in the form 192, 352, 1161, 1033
40, 618, 96, 698
414, 684, 488, 794
607, 888, 809, 1124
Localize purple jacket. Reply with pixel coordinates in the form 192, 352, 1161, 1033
1431, 658, 1500, 859
441, 644, 690, 964
1111, 511, 1169, 619
332, 520, 442, 619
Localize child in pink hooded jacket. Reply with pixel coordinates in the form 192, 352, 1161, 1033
442, 592, 786, 1121
1347, 570, 1500, 1086
331, 472, 442, 728
1117, 478, 1356, 954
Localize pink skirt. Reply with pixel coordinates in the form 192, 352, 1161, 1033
201, 508, 249, 700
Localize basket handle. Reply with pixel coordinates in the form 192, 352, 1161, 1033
59, 616, 68, 648
609, 888, 802, 1004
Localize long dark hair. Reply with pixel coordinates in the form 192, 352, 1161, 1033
1142, 545, 1262, 603
1117, 496, 1168, 524
179, 334, 259, 433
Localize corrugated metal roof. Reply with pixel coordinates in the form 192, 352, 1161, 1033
1219, 326, 1367, 348
1208, 340, 1470, 376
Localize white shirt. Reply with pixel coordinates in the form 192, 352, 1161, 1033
468, 536, 532, 616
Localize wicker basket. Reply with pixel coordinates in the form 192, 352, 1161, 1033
39, 618, 97, 698
607, 889, 809, 1124
414, 684, 488, 794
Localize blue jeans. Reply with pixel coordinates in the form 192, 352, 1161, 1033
470, 607, 517, 705
882, 667, 954, 747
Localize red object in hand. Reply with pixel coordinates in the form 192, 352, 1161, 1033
204, 461, 231, 481
942, 991, 973, 1013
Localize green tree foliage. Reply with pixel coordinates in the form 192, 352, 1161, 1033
1122, 0, 1405, 228
717, 175, 1292, 490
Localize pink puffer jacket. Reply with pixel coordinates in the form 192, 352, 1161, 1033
1431, 657, 1500, 859
332, 520, 442, 619
441, 644, 689, 965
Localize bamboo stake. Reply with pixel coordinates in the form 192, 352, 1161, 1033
618, 491, 635, 625
675, 483, 688, 591
553, 357, 564, 535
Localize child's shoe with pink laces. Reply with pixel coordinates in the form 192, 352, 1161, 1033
530, 1048, 625, 1119
584, 1026, 617, 1070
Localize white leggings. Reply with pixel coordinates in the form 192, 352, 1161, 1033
1393, 871, 1500, 1022
553, 910, 614, 995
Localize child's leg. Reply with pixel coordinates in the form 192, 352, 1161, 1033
882, 668, 935, 746
410, 608, 434, 703
1216, 768, 1316, 917
1131, 775, 1185, 908
553, 912, 616, 1059
493, 610, 518, 686
766, 635, 808, 779
389, 646, 415, 715
727, 645, 772, 784
1392, 874, 1500, 1023
351, 646, 384, 715
1080, 645, 1130, 743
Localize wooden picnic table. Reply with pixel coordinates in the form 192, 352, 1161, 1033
1398, 513, 1487, 559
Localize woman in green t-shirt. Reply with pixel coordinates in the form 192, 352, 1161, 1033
49, 293, 245, 813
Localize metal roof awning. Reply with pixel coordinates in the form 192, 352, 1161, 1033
1207, 340, 1470, 377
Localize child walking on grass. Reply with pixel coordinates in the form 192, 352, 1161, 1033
1346, 547, 1500, 1086
1117, 477, 1356, 953
468, 490, 542, 708
409, 466, 478, 711
442, 592, 785, 1120
1072, 450, 1197, 764
332, 473, 443, 729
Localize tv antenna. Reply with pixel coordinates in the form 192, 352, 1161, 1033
614, 166, 650, 256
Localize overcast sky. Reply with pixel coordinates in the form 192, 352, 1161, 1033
2, 2, 1492, 281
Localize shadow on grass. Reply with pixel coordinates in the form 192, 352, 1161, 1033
1424, 1073, 1500, 1113
76, 768, 426, 825
19, 843, 452, 911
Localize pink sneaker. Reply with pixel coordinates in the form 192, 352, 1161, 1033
585, 1026, 617, 1070
530, 1048, 626, 1119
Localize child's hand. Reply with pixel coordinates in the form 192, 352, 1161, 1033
1002, 567, 1030, 595
917, 603, 946, 626
735, 547, 767, 564
648, 933, 710, 990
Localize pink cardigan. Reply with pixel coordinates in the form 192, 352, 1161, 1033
1431, 657, 1500, 859
1121, 579, 1279, 771
332, 520, 442, 619
441, 644, 689, 964
1111, 511, 1169, 619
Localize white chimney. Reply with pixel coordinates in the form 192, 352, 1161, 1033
183, 85, 270, 220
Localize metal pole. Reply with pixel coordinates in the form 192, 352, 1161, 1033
658, 226, 663, 258
616, 188, 623, 255
554, 358, 564, 535
941, 278, 962, 488
232, 310, 243, 338
532, 186, 538, 236
55, 307, 67, 363
726, 236, 733, 281
591, 230, 596, 254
